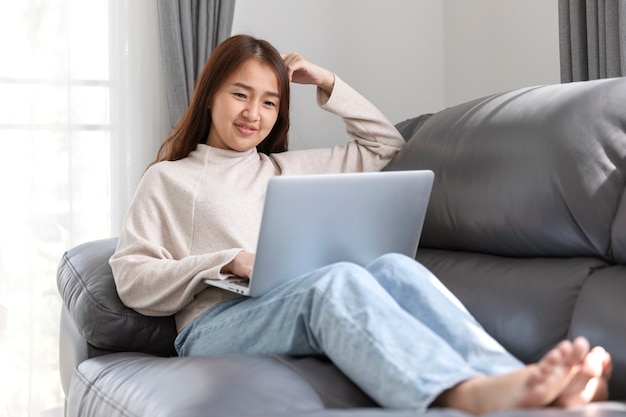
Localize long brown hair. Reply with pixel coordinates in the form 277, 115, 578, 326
151, 35, 290, 166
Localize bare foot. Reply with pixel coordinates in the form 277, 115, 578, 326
553, 345, 612, 406
433, 337, 591, 415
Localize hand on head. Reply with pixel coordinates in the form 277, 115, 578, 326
282, 52, 335, 95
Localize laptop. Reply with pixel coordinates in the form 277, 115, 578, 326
204, 170, 434, 297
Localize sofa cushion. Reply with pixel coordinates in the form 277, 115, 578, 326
67, 354, 395, 417
389, 77, 626, 262
57, 238, 178, 356
417, 248, 626, 401
568, 264, 626, 398
415, 249, 609, 364
67, 354, 327, 417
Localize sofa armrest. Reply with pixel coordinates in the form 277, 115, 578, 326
57, 238, 177, 356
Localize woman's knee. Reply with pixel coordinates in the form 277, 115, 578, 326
370, 252, 415, 268
367, 252, 440, 289
297, 261, 377, 295
368, 252, 427, 276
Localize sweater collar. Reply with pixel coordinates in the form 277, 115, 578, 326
193, 144, 258, 161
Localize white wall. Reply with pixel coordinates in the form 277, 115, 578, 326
232, 0, 560, 149
444, 0, 560, 106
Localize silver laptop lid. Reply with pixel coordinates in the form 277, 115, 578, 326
248, 170, 434, 297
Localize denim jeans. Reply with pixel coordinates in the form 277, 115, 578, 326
175, 253, 523, 410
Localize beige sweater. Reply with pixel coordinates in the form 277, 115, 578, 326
110, 77, 405, 332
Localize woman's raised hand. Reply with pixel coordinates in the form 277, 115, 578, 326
282, 52, 335, 95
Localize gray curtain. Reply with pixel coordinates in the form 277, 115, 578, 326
559, 0, 626, 82
157, 0, 236, 127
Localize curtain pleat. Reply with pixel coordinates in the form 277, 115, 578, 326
559, 0, 626, 82
157, 0, 236, 128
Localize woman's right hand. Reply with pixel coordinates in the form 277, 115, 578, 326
282, 52, 335, 96
221, 251, 255, 278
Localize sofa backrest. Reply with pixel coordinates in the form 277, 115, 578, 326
388, 77, 626, 264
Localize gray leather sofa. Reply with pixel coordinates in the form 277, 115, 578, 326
57, 77, 626, 416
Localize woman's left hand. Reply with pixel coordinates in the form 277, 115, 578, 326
282, 52, 335, 95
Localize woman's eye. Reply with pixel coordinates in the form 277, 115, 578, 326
233, 92, 246, 99
264, 101, 276, 107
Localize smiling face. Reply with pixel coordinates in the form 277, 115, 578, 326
206, 58, 281, 152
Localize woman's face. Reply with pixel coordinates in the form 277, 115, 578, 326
207, 58, 280, 152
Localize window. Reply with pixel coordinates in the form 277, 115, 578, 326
0, 1, 165, 413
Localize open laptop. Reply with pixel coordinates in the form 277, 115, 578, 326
204, 170, 434, 297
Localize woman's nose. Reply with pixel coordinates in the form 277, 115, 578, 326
243, 103, 260, 121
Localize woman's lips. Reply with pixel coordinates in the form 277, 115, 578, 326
235, 123, 257, 136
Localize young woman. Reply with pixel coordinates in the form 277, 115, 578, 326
110, 34, 611, 414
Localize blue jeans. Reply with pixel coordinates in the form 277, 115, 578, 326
175, 253, 523, 410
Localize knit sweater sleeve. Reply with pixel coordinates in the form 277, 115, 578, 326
270, 76, 405, 174
109, 164, 241, 317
